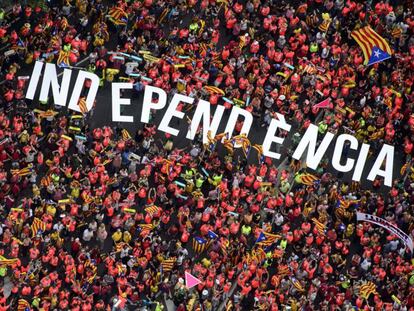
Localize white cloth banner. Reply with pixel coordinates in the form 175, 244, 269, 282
356, 212, 413, 253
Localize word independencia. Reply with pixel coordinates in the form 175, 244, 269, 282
26, 61, 395, 186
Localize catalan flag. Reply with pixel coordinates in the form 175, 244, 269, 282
31, 217, 46, 237
359, 281, 378, 299
0, 256, 18, 266
249, 248, 267, 263
311, 218, 326, 235
220, 238, 229, 257
252, 144, 264, 163
57, 50, 71, 68
207, 230, 218, 240
158, 8, 169, 24
295, 172, 319, 186
11, 166, 32, 177
145, 205, 161, 217
138, 223, 155, 237
192, 236, 209, 253
255, 231, 280, 247
277, 265, 291, 277
290, 277, 305, 292
78, 97, 88, 114
108, 7, 128, 26
17, 299, 31, 311
121, 129, 131, 141
203, 85, 225, 95
351, 26, 392, 66
161, 257, 176, 272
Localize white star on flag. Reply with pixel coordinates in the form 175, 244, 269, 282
373, 49, 381, 58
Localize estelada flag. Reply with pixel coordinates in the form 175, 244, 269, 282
31, 217, 46, 237
351, 25, 392, 66
192, 236, 209, 253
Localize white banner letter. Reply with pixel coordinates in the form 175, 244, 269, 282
141, 85, 167, 123
367, 144, 394, 187
262, 113, 291, 159
112, 83, 134, 122
332, 134, 358, 172
159, 94, 193, 136
292, 124, 334, 169
67, 70, 100, 112
186, 101, 225, 144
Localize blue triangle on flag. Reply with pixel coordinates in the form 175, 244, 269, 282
255, 232, 266, 244
207, 230, 218, 240
367, 46, 391, 66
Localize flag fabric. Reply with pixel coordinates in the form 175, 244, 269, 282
57, 50, 71, 68
278, 265, 291, 277
17, 299, 31, 311
318, 19, 330, 32
391, 26, 402, 38
0, 256, 18, 266
161, 257, 176, 272
11, 166, 32, 177
290, 277, 305, 292
295, 173, 319, 186
311, 218, 326, 235
31, 218, 46, 237
302, 63, 317, 74
351, 26, 392, 65
256, 232, 280, 247
252, 144, 264, 163
121, 129, 132, 141
78, 97, 88, 114
207, 230, 218, 240
192, 236, 209, 253
138, 223, 155, 237
145, 205, 161, 216
313, 98, 331, 109
108, 7, 128, 26
203, 85, 225, 95
359, 281, 378, 299
220, 238, 229, 257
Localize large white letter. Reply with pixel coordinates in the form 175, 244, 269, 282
39, 63, 72, 106
367, 144, 394, 187
352, 143, 370, 182
141, 85, 167, 123
112, 83, 134, 122
292, 124, 334, 169
223, 106, 253, 147
67, 70, 100, 112
262, 113, 291, 159
332, 134, 358, 172
159, 94, 193, 136
26, 61, 44, 100
186, 101, 225, 143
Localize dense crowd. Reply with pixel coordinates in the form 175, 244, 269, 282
1, 0, 414, 310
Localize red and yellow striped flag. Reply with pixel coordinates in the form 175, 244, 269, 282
78, 97, 88, 114
161, 257, 176, 272
359, 281, 378, 299
17, 299, 31, 311
311, 218, 326, 235
145, 205, 161, 217
351, 26, 392, 65
109, 7, 128, 26
31, 217, 46, 237
0, 256, 19, 266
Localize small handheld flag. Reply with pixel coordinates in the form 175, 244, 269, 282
185, 271, 202, 289
351, 26, 392, 66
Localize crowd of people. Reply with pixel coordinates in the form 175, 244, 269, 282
1, 0, 414, 310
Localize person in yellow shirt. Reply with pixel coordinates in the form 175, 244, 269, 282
112, 229, 122, 243
123, 231, 132, 243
